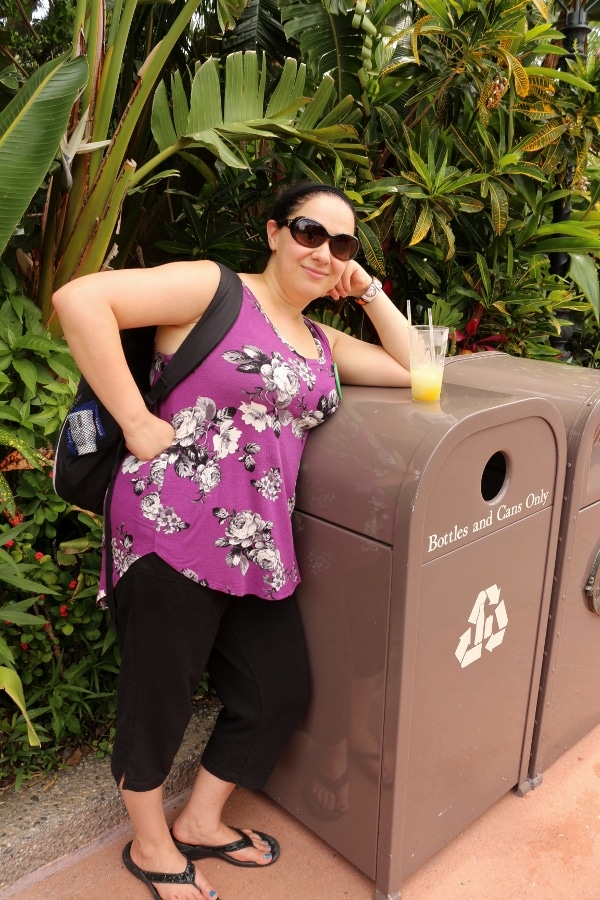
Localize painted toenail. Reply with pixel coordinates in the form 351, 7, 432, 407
210, 892, 217, 898
265, 852, 272, 859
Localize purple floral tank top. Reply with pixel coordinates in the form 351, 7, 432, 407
97, 282, 339, 603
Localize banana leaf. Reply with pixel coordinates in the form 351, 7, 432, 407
569, 253, 600, 322
139, 53, 367, 186
0, 53, 88, 256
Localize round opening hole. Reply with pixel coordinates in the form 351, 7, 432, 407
481, 451, 507, 502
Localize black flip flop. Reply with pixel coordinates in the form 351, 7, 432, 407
122, 841, 213, 899
172, 827, 280, 867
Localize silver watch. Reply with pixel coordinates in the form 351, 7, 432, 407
358, 277, 382, 306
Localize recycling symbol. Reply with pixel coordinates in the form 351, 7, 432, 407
455, 584, 508, 668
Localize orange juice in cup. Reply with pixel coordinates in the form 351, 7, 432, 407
408, 325, 449, 403
410, 365, 444, 402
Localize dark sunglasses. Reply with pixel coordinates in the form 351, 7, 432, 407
281, 216, 359, 262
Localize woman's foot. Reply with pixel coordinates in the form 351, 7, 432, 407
171, 819, 275, 866
125, 838, 218, 900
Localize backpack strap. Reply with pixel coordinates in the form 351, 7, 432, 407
146, 263, 243, 406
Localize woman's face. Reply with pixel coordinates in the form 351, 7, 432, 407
266, 193, 356, 300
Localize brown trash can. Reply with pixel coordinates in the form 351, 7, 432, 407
444, 352, 600, 789
265, 381, 566, 900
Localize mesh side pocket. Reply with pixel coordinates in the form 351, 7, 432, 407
66, 401, 106, 456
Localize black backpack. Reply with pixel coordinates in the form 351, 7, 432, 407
53, 264, 243, 516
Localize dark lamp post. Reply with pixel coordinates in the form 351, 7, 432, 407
555, 0, 590, 58
548, 0, 590, 360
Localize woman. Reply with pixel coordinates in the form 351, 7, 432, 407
52, 182, 411, 900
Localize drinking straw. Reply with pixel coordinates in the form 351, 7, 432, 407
428, 307, 435, 361
406, 298, 412, 327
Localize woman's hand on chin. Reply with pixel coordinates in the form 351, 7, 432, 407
327, 260, 372, 302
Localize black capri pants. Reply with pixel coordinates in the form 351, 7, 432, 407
111, 553, 310, 793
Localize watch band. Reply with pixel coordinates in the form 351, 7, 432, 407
356, 277, 382, 306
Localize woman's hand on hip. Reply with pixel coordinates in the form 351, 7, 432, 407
123, 414, 175, 462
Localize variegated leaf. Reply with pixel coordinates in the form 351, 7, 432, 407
531, 0, 549, 19
401, 171, 428, 188
501, 162, 546, 180
405, 252, 441, 287
502, 50, 529, 98
408, 148, 432, 189
357, 220, 385, 275
394, 199, 415, 242
0, 473, 15, 517
410, 204, 433, 245
411, 15, 433, 64
489, 180, 508, 235
433, 213, 455, 260
478, 72, 493, 110
449, 127, 483, 169
477, 252, 492, 297
516, 101, 558, 121
540, 141, 565, 175
0, 430, 46, 470
456, 196, 485, 213
528, 76, 555, 99
520, 121, 568, 152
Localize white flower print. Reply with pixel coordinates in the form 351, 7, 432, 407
172, 408, 200, 446
149, 457, 167, 488
122, 455, 144, 474
224, 342, 337, 446
140, 491, 189, 532
290, 358, 316, 389
141, 492, 161, 521
172, 397, 216, 446
111, 525, 140, 577
260, 356, 300, 405
181, 568, 209, 586
252, 547, 279, 570
240, 401, 270, 432
292, 409, 326, 439
182, 568, 199, 582
292, 390, 339, 439
155, 504, 188, 534
213, 421, 242, 459
196, 462, 221, 493
251, 467, 282, 501
224, 510, 266, 546
174, 446, 203, 479
212, 507, 292, 597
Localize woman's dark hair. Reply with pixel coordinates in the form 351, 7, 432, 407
269, 182, 356, 228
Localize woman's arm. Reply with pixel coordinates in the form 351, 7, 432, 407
320, 260, 411, 388
52, 260, 222, 459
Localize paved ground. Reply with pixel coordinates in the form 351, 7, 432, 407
2, 715, 600, 899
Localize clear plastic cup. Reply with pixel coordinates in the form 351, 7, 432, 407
408, 325, 449, 402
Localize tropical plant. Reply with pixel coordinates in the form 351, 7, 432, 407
1, 0, 366, 334
275, 0, 600, 358
0, 51, 87, 256
0, 263, 77, 515
0, 521, 57, 750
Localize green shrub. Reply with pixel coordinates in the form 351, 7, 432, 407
0, 263, 118, 788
